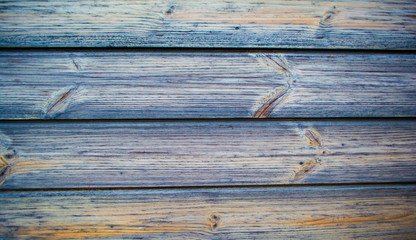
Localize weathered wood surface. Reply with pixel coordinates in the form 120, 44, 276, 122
1, 0, 415, 49
1, 51, 415, 119
1, 120, 415, 189
1, 185, 415, 239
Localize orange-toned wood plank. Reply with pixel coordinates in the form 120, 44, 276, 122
1, 185, 415, 239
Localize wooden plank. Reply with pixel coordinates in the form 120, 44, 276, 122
0, 0, 415, 49
1, 51, 416, 119
1, 185, 415, 239
1, 120, 415, 189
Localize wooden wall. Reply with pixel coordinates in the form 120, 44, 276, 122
1, 0, 416, 239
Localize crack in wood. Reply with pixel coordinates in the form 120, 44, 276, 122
71, 58, 81, 71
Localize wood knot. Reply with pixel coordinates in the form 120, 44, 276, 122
251, 54, 292, 77
0, 154, 13, 186
318, 147, 331, 156
0, 155, 9, 169
291, 158, 322, 182
42, 85, 79, 118
320, 6, 340, 26
0, 132, 17, 186
316, 6, 340, 39
209, 213, 221, 231
253, 86, 290, 118
305, 129, 322, 148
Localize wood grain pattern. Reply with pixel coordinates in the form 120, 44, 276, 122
0, 120, 415, 189
2, 1, 415, 239
1, 51, 415, 119
1, 185, 415, 239
1, 0, 415, 49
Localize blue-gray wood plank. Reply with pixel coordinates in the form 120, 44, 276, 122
1, 51, 415, 119
0, 0, 415, 49
1, 120, 415, 189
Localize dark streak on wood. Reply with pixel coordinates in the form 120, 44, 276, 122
71, 58, 81, 71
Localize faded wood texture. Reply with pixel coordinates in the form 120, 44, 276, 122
1, 120, 415, 189
0, 1, 416, 49
1, 185, 415, 239
1, 51, 416, 119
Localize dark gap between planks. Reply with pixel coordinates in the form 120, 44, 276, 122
1, 182, 416, 193
0, 47, 415, 54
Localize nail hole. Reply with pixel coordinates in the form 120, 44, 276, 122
166, 6, 174, 14
211, 214, 220, 221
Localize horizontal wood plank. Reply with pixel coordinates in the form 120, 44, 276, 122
1, 51, 415, 119
1, 185, 415, 239
0, 0, 415, 49
0, 120, 415, 189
